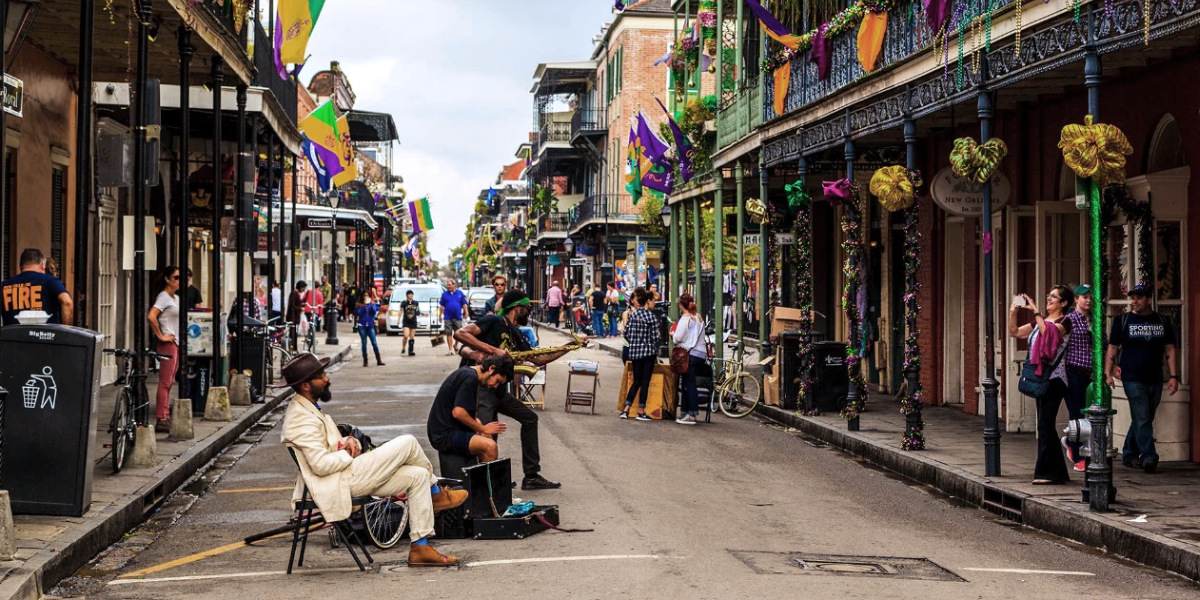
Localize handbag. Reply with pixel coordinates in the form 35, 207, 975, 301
1018, 344, 1066, 398
670, 317, 696, 375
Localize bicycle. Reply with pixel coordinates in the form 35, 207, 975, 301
709, 338, 762, 418
104, 347, 169, 473
263, 318, 296, 385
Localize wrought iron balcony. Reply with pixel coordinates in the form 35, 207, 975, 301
200, 0, 244, 41
570, 108, 608, 143
536, 211, 571, 234
252, 21, 298, 125
568, 194, 620, 228
716, 79, 763, 151
538, 121, 573, 148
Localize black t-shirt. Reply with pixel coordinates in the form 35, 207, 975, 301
400, 299, 420, 321
427, 367, 481, 446
1109, 312, 1176, 383
185, 285, 203, 310
590, 290, 605, 310
459, 314, 530, 368
1, 271, 68, 325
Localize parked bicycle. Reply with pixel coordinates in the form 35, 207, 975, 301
104, 347, 170, 473
709, 336, 762, 418
263, 318, 296, 385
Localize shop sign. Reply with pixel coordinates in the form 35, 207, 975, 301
3, 74, 23, 118
569, 258, 587, 266
775, 233, 796, 245
930, 167, 1012, 217
305, 217, 334, 229
743, 234, 762, 246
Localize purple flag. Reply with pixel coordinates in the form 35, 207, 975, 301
655, 97, 694, 183
743, 0, 794, 39
614, 1, 626, 11
926, 0, 954, 33
809, 27, 832, 80
637, 112, 673, 195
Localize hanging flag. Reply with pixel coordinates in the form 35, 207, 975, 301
614, 1, 626, 11
331, 114, 358, 188
408, 197, 434, 234
402, 234, 420, 260
298, 100, 344, 192
636, 111, 673, 196
486, 187, 498, 207
275, 0, 327, 79
655, 97, 695, 183
301, 135, 332, 193
743, 0, 805, 49
624, 125, 644, 203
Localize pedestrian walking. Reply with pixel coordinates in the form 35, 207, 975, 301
399, 290, 421, 356
270, 281, 283, 322
605, 282, 621, 337
620, 287, 661, 422
672, 293, 706, 425
1009, 286, 1074, 485
184, 268, 203, 310
546, 280, 564, 327
1105, 284, 1180, 473
439, 279, 468, 354
1, 248, 74, 325
1062, 284, 1095, 471
147, 266, 181, 434
589, 282, 607, 338
357, 290, 385, 367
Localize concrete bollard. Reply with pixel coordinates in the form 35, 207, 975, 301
204, 387, 232, 422
170, 398, 194, 440
0, 490, 15, 561
129, 426, 158, 468
229, 372, 252, 406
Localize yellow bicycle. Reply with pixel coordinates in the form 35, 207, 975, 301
710, 338, 762, 418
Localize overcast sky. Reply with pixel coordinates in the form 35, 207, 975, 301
304, 0, 615, 264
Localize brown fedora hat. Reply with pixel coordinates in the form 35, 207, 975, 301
280, 353, 331, 388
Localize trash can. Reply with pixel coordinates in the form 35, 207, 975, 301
0, 324, 104, 516
777, 331, 803, 410
810, 341, 849, 413
185, 357, 212, 416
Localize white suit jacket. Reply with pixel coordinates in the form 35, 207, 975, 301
281, 396, 354, 521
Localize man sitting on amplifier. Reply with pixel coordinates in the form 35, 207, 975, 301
426, 355, 513, 464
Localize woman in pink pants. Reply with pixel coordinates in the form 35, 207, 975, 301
147, 266, 181, 433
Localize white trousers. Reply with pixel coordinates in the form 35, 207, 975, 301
347, 435, 436, 541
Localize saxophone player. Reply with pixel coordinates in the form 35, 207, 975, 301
454, 290, 579, 490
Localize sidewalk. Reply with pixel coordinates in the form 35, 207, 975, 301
755, 399, 1200, 583
0, 344, 354, 600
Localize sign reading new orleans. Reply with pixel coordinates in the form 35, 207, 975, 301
930, 167, 1012, 217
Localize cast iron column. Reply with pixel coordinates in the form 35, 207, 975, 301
1084, 34, 1114, 511
325, 201, 340, 345
844, 136, 860, 431
290, 155, 298, 291
234, 86, 248, 370
903, 115, 923, 443
758, 155, 769, 348
693, 197, 701, 305
133, 0, 152, 408
177, 27, 193, 400
714, 183, 725, 365
267, 132, 275, 310
735, 162, 745, 346
74, 0, 96, 326
669, 200, 679, 327
979, 54, 1002, 476
210, 56, 224, 386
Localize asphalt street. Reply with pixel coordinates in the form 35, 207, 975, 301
51, 333, 1200, 599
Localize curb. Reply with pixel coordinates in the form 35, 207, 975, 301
753, 403, 1200, 583
0, 345, 354, 600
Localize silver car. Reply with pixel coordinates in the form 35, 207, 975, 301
385, 283, 445, 335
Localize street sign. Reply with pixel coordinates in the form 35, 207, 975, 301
569, 258, 586, 266
930, 166, 1012, 216
743, 234, 762, 246
305, 218, 334, 229
775, 233, 796, 245
3, 74, 24, 118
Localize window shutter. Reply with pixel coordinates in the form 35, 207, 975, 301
51, 166, 65, 269
2, 152, 13, 280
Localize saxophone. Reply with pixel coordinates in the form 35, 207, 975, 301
510, 332, 588, 377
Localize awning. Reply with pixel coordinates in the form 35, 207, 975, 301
293, 204, 378, 231
346, 110, 400, 143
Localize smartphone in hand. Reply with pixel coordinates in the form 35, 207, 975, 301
1012, 294, 1026, 307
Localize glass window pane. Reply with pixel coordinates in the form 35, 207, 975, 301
1106, 224, 1129, 298
1154, 221, 1182, 301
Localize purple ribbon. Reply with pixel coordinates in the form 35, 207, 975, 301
925, 0, 954, 33
822, 178, 853, 203
809, 26, 832, 80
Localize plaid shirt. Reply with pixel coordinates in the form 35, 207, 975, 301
623, 308, 661, 360
1064, 309, 1093, 370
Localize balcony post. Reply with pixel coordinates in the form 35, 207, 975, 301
669, 201, 679, 326
716, 0, 724, 104
758, 154, 769, 347
903, 114, 924, 448
844, 135, 860, 432
693, 196, 701, 307
133, 0, 152, 401
714, 183, 725, 366
211, 55, 225, 386
74, 0, 96, 327
178, 26, 193, 402
235, 86, 248, 371
735, 162, 745, 345
978, 53, 1002, 476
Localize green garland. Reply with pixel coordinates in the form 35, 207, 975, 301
760, 0, 901, 73
838, 184, 869, 421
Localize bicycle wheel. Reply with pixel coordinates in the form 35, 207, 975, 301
363, 498, 408, 549
305, 326, 316, 353
718, 372, 762, 418
111, 388, 131, 473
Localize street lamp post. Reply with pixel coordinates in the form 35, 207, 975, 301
325, 195, 340, 345
132, 0, 151, 413
979, 54, 1002, 476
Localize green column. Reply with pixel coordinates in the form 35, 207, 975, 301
714, 185, 725, 366
669, 201, 680, 328
735, 162, 745, 345
693, 196, 701, 307
735, 0, 743, 92
758, 155, 769, 344
716, 0, 723, 103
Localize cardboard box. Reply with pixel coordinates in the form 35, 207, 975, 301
771, 307, 805, 338
617, 362, 678, 419
763, 373, 780, 406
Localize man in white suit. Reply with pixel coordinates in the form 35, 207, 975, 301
280, 353, 467, 567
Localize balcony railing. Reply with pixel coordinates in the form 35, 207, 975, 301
716, 79, 763, 151
531, 211, 570, 238
570, 108, 608, 141
253, 21, 298, 124
762, 0, 1009, 122
538, 121, 573, 149
200, 0, 242, 40
568, 194, 619, 228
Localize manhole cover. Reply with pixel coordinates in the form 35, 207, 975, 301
729, 551, 964, 582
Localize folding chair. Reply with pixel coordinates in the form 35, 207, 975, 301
515, 367, 547, 410
286, 448, 374, 574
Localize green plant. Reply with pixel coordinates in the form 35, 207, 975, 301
636, 195, 667, 239
531, 184, 559, 215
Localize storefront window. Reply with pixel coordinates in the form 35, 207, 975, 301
1155, 221, 1182, 301
1106, 223, 1130, 299
1047, 213, 1082, 290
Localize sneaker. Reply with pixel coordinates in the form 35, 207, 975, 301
635, 414, 652, 422
619, 411, 629, 419
1060, 436, 1078, 463
1143, 458, 1159, 474
1074, 460, 1087, 472
1123, 458, 1143, 470
521, 474, 562, 490
676, 415, 696, 425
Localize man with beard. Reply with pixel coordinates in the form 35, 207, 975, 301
279, 353, 467, 566
454, 290, 575, 490
426, 355, 513, 463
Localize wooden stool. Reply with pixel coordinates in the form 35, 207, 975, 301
565, 370, 599, 414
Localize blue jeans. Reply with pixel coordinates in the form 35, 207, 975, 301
359, 325, 380, 358
608, 312, 619, 337
1122, 381, 1164, 463
591, 310, 606, 336
679, 355, 706, 416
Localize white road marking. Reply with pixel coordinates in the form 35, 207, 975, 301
465, 554, 661, 568
108, 567, 359, 585
962, 568, 1096, 576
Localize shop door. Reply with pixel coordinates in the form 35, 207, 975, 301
98, 196, 118, 384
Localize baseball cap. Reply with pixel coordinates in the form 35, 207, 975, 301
1074, 284, 1091, 296
1128, 284, 1151, 297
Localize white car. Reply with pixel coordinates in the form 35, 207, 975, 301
385, 283, 445, 335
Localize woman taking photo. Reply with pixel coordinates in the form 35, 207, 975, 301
356, 289, 385, 367
672, 293, 706, 425
147, 266, 181, 433
1008, 285, 1075, 485
620, 287, 661, 421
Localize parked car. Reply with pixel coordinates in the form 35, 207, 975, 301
466, 287, 495, 320
384, 283, 445, 335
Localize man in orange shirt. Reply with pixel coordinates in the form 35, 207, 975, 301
1, 248, 73, 326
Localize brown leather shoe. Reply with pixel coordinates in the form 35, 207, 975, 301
408, 543, 458, 567
155, 419, 171, 433
431, 487, 468, 513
